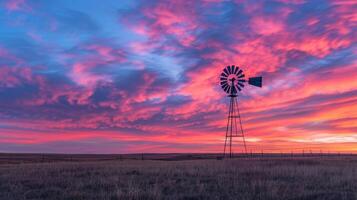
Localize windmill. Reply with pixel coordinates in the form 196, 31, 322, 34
220, 65, 262, 158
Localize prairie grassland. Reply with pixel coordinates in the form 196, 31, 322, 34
0, 156, 357, 200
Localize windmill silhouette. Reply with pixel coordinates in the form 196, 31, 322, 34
220, 65, 262, 158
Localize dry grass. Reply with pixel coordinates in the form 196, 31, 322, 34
0, 156, 357, 200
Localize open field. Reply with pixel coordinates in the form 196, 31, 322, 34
0, 154, 357, 200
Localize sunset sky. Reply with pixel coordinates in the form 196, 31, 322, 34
0, 0, 356, 153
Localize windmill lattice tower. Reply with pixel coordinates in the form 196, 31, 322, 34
220, 65, 262, 158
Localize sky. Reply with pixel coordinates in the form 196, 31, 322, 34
0, 0, 356, 154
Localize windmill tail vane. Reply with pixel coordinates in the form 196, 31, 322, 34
219, 65, 262, 158
248, 77, 262, 87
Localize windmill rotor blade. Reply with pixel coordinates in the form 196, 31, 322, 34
238, 82, 244, 87
248, 76, 262, 87
220, 77, 227, 81
236, 69, 243, 76
221, 83, 228, 89
220, 79, 227, 84
227, 66, 232, 74
231, 65, 235, 74
223, 68, 229, 75
238, 74, 245, 78
237, 86, 242, 91
222, 84, 228, 91
223, 83, 228, 90
221, 81, 228, 85
221, 72, 228, 77
238, 79, 246, 82
233, 66, 239, 74
225, 85, 231, 93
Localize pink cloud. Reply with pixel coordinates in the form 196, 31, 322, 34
67, 44, 127, 87
0, 67, 32, 87
69, 61, 109, 86
275, 35, 352, 58
84, 44, 126, 63
250, 17, 285, 35
5, 0, 31, 12
124, 1, 203, 47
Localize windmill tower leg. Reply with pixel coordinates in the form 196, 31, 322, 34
229, 97, 234, 158
235, 97, 247, 154
224, 97, 233, 157
224, 96, 247, 158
